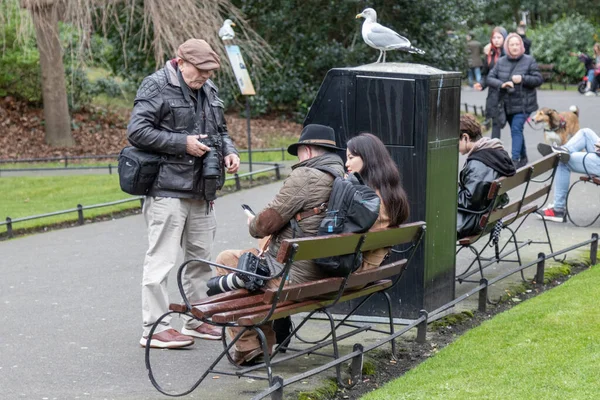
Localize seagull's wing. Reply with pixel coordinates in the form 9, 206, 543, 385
367, 23, 411, 50
218, 26, 227, 37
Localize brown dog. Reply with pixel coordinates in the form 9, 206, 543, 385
532, 106, 580, 146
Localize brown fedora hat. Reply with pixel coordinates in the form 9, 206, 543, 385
287, 124, 343, 156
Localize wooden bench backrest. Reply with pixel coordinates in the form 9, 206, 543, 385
473, 153, 559, 231
360, 222, 424, 252
277, 221, 425, 263
489, 153, 559, 198
276, 233, 363, 263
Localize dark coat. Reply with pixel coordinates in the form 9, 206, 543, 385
480, 50, 502, 119
127, 61, 238, 199
486, 54, 543, 116
457, 148, 515, 239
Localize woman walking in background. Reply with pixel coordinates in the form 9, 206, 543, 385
474, 26, 507, 139
486, 33, 543, 168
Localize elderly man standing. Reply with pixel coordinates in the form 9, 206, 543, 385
128, 39, 240, 349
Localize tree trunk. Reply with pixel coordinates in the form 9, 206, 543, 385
30, 2, 74, 147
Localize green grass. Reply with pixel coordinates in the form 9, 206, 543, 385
363, 265, 600, 400
0, 169, 276, 234
0, 175, 139, 231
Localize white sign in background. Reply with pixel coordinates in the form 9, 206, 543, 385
225, 45, 256, 96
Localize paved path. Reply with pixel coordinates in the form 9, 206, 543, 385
1, 89, 599, 399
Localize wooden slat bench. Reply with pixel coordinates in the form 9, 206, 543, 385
145, 221, 426, 399
456, 153, 561, 283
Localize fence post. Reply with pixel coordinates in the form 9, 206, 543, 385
591, 233, 598, 265
281, 147, 285, 161
473, 105, 478, 116
234, 174, 241, 191
274, 163, 281, 180
464, 103, 468, 113
416, 309, 428, 343
108, 164, 112, 175
478, 278, 488, 313
480, 106, 485, 116
536, 252, 546, 284
139, 197, 145, 208
77, 204, 84, 225
65, 155, 69, 168
6, 217, 13, 238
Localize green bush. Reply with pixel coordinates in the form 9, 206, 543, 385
0, 5, 42, 104
530, 15, 599, 83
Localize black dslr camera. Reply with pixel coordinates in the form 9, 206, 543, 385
206, 253, 271, 296
198, 136, 221, 201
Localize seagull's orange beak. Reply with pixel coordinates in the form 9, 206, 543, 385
355, 13, 363, 19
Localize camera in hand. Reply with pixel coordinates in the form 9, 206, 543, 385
198, 136, 221, 201
206, 252, 271, 296
198, 136, 221, 178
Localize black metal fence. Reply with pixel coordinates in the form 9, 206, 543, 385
463, 103, 486, 117
0, 148, 290, 173
1, 164, 281, 238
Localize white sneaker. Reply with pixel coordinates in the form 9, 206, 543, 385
584, 91, 597, 97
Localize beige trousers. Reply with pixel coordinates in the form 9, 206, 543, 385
215, 246, 280, 353
142, 196, 216, 336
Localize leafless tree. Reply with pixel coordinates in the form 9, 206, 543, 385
10, 0, 276, 147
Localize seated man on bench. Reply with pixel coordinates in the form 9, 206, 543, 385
537, 128, 599, 222
213, 124, 345, 365
457, 114, 516, 239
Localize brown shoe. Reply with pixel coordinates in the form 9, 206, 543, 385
181, 323, 222, 340
140, 328, 194, 349
230, 348, 264, 366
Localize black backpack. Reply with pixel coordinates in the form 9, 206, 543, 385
292, 166, 381, 277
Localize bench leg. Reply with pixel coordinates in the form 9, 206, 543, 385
456, 244, 487, 283
146, 310, 231, 396
349, 343, 364, 388
382, 292, 397, 358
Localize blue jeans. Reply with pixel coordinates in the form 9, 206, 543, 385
467, 67, 481, 87
507, 112, 528, 161
554, 128, 600, 210
587, 69, 595, 86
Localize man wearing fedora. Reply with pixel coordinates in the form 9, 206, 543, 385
128, 39, 240, 349
212, 123, 345, 365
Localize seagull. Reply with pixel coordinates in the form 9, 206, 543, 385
356, 8, 425, 63
219, 19, 236, 41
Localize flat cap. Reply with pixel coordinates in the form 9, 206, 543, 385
177, 39, 220, 71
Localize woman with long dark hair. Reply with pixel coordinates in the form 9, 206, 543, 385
346, 133, 410, 271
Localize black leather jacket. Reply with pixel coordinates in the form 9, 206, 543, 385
457, 159, 509, 239
127, 61, 238, 199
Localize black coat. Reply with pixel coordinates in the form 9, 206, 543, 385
127, 61, 238, 199
480, 51, 502, 119
457, 148, 516, 239
486, 54, 543, 116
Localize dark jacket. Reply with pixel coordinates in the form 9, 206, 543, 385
467, 40, 483, 68
127, 61, 238, 199
486, 54, 543, 116
249, 152, 345, 284
480, 49, 503, 119
457, 148, 516, 239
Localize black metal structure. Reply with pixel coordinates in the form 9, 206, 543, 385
304, 63, 461, 318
